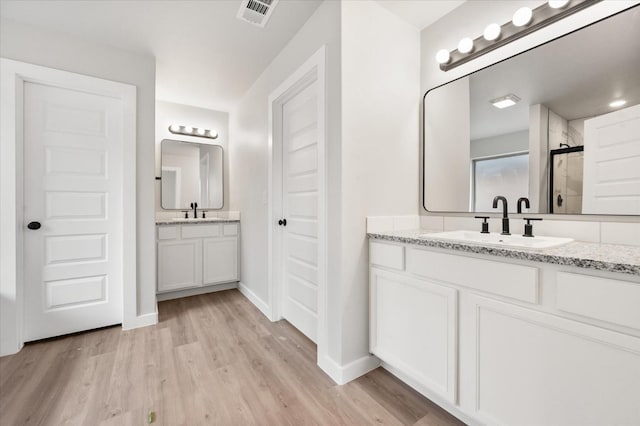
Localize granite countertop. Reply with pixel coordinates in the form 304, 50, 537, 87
368, 229, 640, 276
156, 218, 240, 225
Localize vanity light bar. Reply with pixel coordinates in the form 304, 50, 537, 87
437, 0, 601, 72
168, 124, 218, 139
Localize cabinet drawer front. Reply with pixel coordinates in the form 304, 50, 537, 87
370, 241, 405, 271
158, 226, 178, 240
557, 272, 640, 330
181, 224, 219, 239
223, 224, 238, 236
407, 248, 538, 303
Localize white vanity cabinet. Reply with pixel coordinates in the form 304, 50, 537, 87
157, 222, 239, 293
369, 239, 640, 426
369, 241, 458, 404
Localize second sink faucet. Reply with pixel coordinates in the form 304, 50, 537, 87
190, 202, 198, 219
492, 196, 510, 235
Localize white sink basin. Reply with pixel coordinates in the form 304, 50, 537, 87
422, 230, 573, 250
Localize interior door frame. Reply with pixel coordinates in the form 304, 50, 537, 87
267, 46, 327, 356
0, 58, 137, 356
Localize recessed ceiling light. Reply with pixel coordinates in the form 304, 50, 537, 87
609, 99, 627, 108
490, 94, 521, 109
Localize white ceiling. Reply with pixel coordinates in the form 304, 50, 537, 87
375, 0, 465, 30
0, 0, 322, 111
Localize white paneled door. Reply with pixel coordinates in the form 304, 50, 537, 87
582, 103, 640, 214
23, 82, 124, 341
280, 80, 319, 343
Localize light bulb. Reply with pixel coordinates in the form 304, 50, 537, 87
169, 124, 180, 133
184, 126, 193, 133
609, 99, 627, 108
458, 37, 474, 54
197, 128, 206, 135
435, 49, 451, 64
513, 7, 533, 27
483, 23, 501, 41
207, 130, 219, 138
548, 0, 569, 8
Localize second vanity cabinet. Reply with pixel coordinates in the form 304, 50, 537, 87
370, 240, 640, 426
157, 222, 239, 293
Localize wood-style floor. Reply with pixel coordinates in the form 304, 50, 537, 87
0, 289, 464, 426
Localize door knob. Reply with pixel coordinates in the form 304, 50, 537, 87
27, 221, 41, 230
278, 219, 287, 226
557, 194, 564, 207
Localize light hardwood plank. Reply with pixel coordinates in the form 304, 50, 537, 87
0, 289, 464, 426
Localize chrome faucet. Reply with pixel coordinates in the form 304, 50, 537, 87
492, 196, 510, 235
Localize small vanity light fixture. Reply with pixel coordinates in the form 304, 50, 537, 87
168, 124, 219, 139
512, 7, 533, 27
436, 0, 601, 72
490, 94, 521, 109
483, 23, 501, 41
436, 49, 451, 64
458, 37, 474, 54
609, 99, 627, 108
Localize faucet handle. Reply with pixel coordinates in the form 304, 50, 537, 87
182, 210, 190, 219
522, 217, 542, 237
474, 216, 490, 234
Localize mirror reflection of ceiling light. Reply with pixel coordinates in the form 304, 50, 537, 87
513, 7, 533, 27
490, 94, 521, 109
168, 125, 219, 139
609, 99, 627, 108
548, 0, 570, 8
435, 1, 599, 72
458, 37, 474, 54
435, 49, 451, 64
483, 23, 501, 41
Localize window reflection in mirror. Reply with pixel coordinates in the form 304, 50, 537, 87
161, 139, 223, 210
423, 6, 640, 215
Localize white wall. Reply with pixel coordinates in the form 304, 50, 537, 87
155, 100, 229, 212
471, 130, 529, 159
229, 0, 344, 363
230, 0, 420, 374
340, 0, 420, 364
0, 18, 157, 320
420, 0, 639, 223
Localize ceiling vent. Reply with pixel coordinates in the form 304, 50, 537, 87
237, 0, 279, 28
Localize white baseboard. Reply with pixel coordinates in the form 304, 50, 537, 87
238, 282, 272, 319
123, 309, 158, 330
156, 282, 237, 301
0, 338, 22, 357
318, 353, 381, 385
380, 362, 479, 426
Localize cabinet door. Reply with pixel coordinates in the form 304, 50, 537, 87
370, 268, 457, 403
157, 239, 202, 292
460, 294, 640, 426
203, 237, 238, 285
